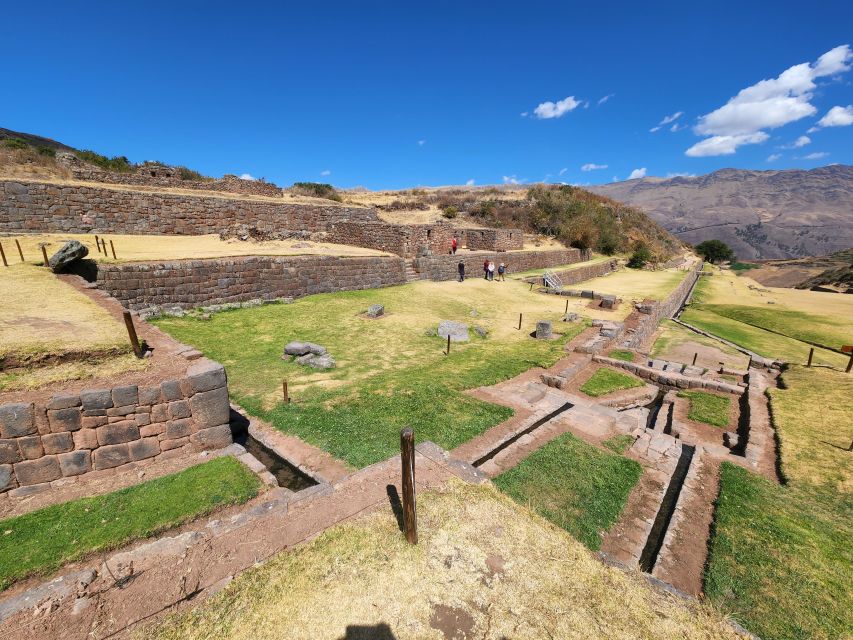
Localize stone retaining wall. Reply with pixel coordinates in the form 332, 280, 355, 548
463, 228, 523, 252
0, 180, 376, 235
0, 360, 232, 496
415, 248, 586, 281
524, 259, 619, 287
97, 255, 407, 312
326, 221, 456, 258
592, 355, 745, 395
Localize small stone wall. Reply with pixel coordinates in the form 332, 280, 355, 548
0, 180, 376, 235
464, 227, 523, 252
524, 259, 619, 286
0, 360, 232, 496
415, 248, 585, 281
97, 254, 408, 312
326, 222, 456, 258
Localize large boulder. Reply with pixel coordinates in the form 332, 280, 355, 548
296, 353, 336, 369
535, 321, 553, 339
48, 240, 88, 273
283, 341, 327, 357
437, 320, 469, 343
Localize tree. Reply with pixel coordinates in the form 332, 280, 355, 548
627, 242, 653, 268
695, 239, 735, 263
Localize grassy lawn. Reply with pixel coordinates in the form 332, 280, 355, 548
569, 267, 688, 302
494, 433, 642, 550
143, 480, 740, 640
651, 319, 749, 369
602, 433, 635, 454
677, 390, 731, 427
0, 457, 260, 591
607, 349, 635, 362
580, 368, 644, 397
706, 463, 852, 640
154, 280, 583, 468
9, 233, 387, 264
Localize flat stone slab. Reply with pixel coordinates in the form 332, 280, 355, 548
438, 320, 469, 342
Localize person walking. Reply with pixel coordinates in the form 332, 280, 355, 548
498, 262, 506, 281
457, 259, 465, 282
483, 259, 490, 280
487, 261, 495, 281
451, 237, 458, 255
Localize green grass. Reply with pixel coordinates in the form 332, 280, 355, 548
729, 262, 760, 272
602, 434, 635, 454
706, 463, 852, 640
0, 457, 260, 591
677, 390, 731, 427
607, 349, 635, 362
154, 282, 582, 468
494, 433, 642, 550
580, 368, 644, 397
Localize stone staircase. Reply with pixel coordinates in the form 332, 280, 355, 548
404, 259, 423, 283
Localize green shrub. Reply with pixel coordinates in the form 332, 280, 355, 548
75, 149, 134, 173
292, 182, 342, 202
441, 205, 458, 219
3, 137, 28, 150
178, 166, 207, 181
36, 146, 55, 157
627, 243, 653, 268
695, 239, 735, 264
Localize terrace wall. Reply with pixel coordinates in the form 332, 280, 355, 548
415, 248, 588, 281
96, 254, 408, 312
522, 259, 619, 286
0, 360, 232, 495
464, 227, 523, 252
326, 222, 457, 258
0, 180, 376, 235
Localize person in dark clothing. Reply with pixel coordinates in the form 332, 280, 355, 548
483, 259, 489, 280
457, 260, 465, 281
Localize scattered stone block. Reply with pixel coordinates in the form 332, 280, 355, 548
437, 320, 470, 342
563, 313, 579, 322
14, 456, 61, 485
600, 295, 617, 309
535, 321, 553, 339
0, 403, 35, 438
474, 326, 489, 338
366, 304, 385, 318
58, 450, 91, 477
48, 240, 88, 273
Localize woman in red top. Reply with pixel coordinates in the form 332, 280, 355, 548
451, 237, 457, 254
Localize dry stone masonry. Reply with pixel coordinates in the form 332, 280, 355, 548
0, 359, 232, 495
415, 248, 586, 280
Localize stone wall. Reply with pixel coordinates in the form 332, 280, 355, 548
523, 259, 618, 286
0, 180, 376, 235
415, 248, 586, 281
97, 254, 407, 312
326, 222, 456, 258
0, 360, 232, 496
465, 228, 523, 252
620, 262, 703, 349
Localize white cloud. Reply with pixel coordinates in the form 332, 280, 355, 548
320, 169, 331, 176
685, 132, 769, 157
767, 153, 782, 162
502, 175, 522, 185
239, 173, 256, 181
612, 175, 619, 182
779, 135, 811, 149
417, 139, 426, 146
520, 111, 529, 117
815, 104, 853, 128
649, 126, 661, 133
688, 45, 852, 155
465, 179, 475, 186
802, 151, 829, 160
660, 111, 684, 125
598, 93, 615, 105
581, 163, 608, 171
651, 112, 683, 132
558, 167, 568, 176
666, 172, 696, 178
532, 96, 581, 119
670, 123, 686, 132
628, 167, 647, 180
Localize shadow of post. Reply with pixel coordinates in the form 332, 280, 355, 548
386, 484, 405, 533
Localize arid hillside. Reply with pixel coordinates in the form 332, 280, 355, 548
590, 165, 853, 259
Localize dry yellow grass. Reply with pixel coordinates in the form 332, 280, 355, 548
0, 353, 148, 392
143, 480, 744, 640
0, 264, 128, 360
569, 267, 690, 306
6, 233, 390, 264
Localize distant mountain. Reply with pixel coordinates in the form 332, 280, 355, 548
590, 166, 853, 259
0, 127, 75, 152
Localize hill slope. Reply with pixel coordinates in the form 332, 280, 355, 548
590, 166, 853, 259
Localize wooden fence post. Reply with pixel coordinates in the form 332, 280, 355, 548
282, 379, 290, 404
518, 313, 522, 330
95, 235, 101, 254
807, 347, 814, 367
692, 352, 698, 366
109, 240, 117, 260
14, 239, 24, 262
565, 299, 569, 314
400, 428, 417, 544
40, 245, 49, 267
446, 334, 451, 355
122, 310, 143, 358
0, 242, 7, 267
846, 352, 853, 374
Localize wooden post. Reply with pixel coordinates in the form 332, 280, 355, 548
100, 238, 107, 254
529, 282, 534, 291
0, 242, 7, 267
400, 428, 417, 544
14, 239, 24, 262
446, 334, 451, 355
846, 352, 853, 374
122, 310, 143, 358
41, 245, 49, 267
692, 352, 698, 366
109, 240, 117, 260
282, 379, 290, 404
565, 299, 569, 314
807, 347, 814, 367
518, 313, 522, 330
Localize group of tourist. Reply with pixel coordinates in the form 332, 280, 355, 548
455, 258, 507, 282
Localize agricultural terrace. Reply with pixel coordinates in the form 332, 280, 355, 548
0, 263, 145, 390
508, 252, 618, 278
154, 277, 585, 468
651, 319, 750, 371
6, 233, 389, 264
682, 267, 853, 367
143, 480, 742, 640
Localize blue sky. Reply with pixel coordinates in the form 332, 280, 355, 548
2, 1, 852, 189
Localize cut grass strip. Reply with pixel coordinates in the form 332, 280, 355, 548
494, 432, 641, 550
706, 463, 852, 640
607, 349, 635, 362
580, 368, 643, 397
602, 434, 635, 454
0, 456, 260, 591
677, 390, 731, 427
